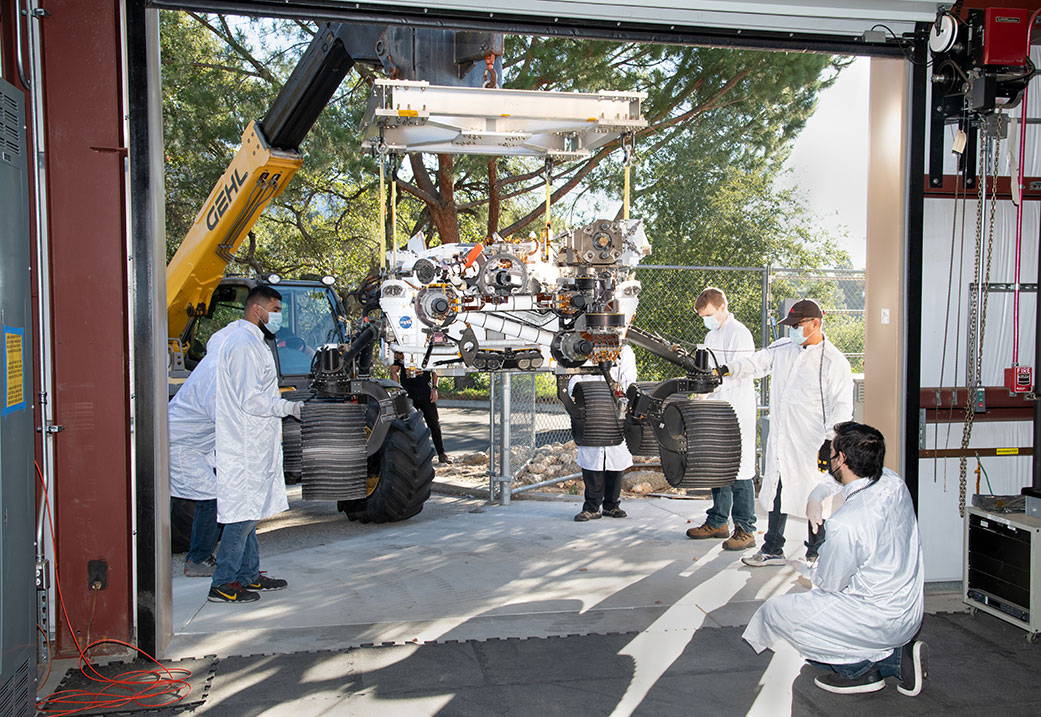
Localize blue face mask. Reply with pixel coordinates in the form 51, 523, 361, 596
702, 314, 721, 332
791, 322, 818, 345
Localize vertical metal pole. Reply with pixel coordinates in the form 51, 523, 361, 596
489, 374, 497, 500
761, 265, 770, 348
1031, 220, 1041, 493
530, 373, 537, 454
760, 265, 771, 479
500, 371, 512, 505
904, 31, 928, 511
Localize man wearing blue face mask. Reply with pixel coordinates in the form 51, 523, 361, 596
685, 287, 758, 550
716, 299, 854, 567
209, 285, 304, 603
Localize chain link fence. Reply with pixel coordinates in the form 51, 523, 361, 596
768, 268, 866, 373
487, 266, 866, 494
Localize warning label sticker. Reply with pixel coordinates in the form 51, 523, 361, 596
4, 326, 25, 415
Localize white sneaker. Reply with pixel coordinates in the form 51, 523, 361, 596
741, 550, 785, 567
897, 640, 928, 696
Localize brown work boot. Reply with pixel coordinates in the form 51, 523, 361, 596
686, 523, 730, 539
722, 527, 756, 551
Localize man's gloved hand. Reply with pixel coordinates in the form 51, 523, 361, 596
806, 498, 824, 534
817, 439, 832, 472
291, 402, 303, 420
716, 365, 730, 378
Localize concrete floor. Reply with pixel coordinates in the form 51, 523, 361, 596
42, 486, 1041, 716
135, 486, 1031, 716
38, 409, 1039, 715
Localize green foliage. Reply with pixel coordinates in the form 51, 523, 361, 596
161, 13, 385, 287
161, 12, 857, 324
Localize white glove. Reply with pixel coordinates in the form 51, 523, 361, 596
291, 402, 303, 420
786, 559, 816, 577
806, 498, 823, 534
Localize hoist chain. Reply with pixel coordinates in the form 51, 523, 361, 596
958, 137, 999, 517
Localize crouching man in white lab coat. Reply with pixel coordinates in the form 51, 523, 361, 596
209, 285, 304, 604
742, 422, 928, 697
569, 345, 637, 522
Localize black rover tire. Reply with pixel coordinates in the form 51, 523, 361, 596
623, 387, 683, 456
658, 399, 742, 489
571, 381, 623, 447
337, 409, 436, 523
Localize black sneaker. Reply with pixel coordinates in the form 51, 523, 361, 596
897, 640, 928, 696
184, 556, 216, 578
813, 667, 885, 695
247, 573, 288, 591
207, 581, 259, 603
574, 510, 602, 522
602, 507, 627, 518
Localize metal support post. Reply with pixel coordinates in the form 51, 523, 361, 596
489, 374, 497, 500
530, 373, 537, 453
500, 372, 512, 505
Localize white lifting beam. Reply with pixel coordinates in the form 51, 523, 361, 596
361, 79, 647, 158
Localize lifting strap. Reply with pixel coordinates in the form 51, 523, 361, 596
623, 133, 634, 221
378, 143, 387, 269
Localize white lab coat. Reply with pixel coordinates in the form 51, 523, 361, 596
704, 315, 757, 481
214, 319, 296, 523
742, 470, 924, 664
168, 324, 235, 500
569, 345, 637, 472
727, 337, 853, 518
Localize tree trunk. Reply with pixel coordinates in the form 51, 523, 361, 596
427, 154, 460, 244
487, 157, 500, 239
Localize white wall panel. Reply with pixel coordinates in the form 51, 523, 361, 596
918, 46, 1041, 581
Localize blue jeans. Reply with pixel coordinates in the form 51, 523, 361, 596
762, 478, 826, 558
706, 479, 756, 533
186, 499, 220, 564
809, 647, 901, 680
210, 519, 260, 588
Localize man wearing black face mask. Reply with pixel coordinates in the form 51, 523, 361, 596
742, 422, 927, 697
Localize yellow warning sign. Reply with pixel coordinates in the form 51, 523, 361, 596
995, 447, 1020, 456
5, 330, 24, 411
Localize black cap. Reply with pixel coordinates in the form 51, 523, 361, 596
779, 299, 824, 327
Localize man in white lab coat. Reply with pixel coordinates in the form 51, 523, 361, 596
209, 285, 304, 603
569, 345, 638, 522
168, 323, 235, 577
743, 422, 927, 697
718, 299, 853, 566
684, 287, 758, 550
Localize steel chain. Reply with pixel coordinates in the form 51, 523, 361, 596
958, 138, 999, 517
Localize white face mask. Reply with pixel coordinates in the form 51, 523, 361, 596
262, 307, 283, 334
702, 314, 721, 332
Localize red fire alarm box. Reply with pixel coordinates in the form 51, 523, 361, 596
1004, 365, 1033, 395
983, 8, 1029, 67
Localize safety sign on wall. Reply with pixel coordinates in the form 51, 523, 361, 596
3, 325, 25, 415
